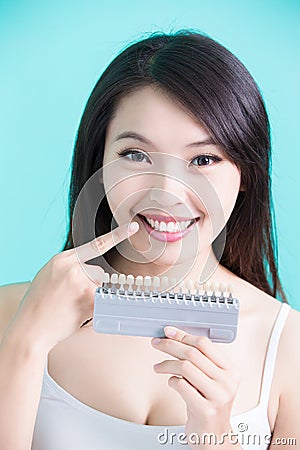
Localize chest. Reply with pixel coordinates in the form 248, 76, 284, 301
47, 327, 280, 431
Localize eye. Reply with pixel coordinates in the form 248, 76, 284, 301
116, 149, 151, 163
191, 154, 222, 167
116, 148, 222, 167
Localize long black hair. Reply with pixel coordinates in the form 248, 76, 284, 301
62, 29, 287, 303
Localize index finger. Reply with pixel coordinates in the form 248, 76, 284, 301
163, 326, 230, 370
73, 221, 139, 263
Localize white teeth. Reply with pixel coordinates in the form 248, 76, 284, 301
144, 216, 195, 232
174, 223, 180, 232
160, 222, 167, 232
167, 222, 175, 232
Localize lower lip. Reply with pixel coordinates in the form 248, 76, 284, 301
137, 215, 199, 242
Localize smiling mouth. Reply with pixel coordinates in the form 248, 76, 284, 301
137, 214, 200, 233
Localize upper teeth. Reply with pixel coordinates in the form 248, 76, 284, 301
144, 217, 195, 232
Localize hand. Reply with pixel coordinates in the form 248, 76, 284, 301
4, 222, 139, 352
151, 326, 241, 448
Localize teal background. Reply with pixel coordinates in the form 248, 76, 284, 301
0, 1, 299, 310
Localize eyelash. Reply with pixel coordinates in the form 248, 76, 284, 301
116, 148, 222, 167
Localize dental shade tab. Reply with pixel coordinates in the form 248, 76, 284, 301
93, 273, 240, 343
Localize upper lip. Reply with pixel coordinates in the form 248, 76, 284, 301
138, 213, 198, 223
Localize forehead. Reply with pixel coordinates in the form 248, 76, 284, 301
105, 86, 212, 146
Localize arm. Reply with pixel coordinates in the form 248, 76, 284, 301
0, 327, 49, 450
0, 284, 50, 450
269, 308, 300, 449
0, 224, 139, 450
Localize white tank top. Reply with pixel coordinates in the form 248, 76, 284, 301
31, 303, 290, 450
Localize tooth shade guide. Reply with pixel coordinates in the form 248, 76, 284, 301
168, 277, 177, 299
227, 284, 234, 299
126, 274, 134, 294
160, 276, 169, 298
99, 273, 234, 304
101, 272, 110, 292
210, 281, 217, 294
118, 273, 126, 294
203, 281, 213, 295
143, 276, 152, 296
110, 273, 118, 284
177, 279, 185, 299
110, 273, 118, 294
135, 275, 143, 295
195, 280, 205, 296
219, 282, 226, 298
94, 279, 240, 343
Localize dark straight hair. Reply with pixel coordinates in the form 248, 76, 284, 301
62, 29, 288, 303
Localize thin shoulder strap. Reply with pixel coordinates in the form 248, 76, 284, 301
259, 303, 291, 405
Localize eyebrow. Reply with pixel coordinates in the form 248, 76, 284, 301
113, 131, 217, 148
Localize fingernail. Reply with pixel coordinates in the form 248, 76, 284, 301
128, 221, 139, 232
165, 326, 177, 337
152, 338, 161, 345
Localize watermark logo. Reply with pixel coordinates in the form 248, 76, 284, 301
156, 426, 297, 446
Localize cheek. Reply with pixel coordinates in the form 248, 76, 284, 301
197, 165, 241, 233
213, 168, 241, 222
104, 175, 146, 221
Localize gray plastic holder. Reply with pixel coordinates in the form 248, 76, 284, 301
93, 286, 240, 343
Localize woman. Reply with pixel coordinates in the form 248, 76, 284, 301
0, 30, 299, 450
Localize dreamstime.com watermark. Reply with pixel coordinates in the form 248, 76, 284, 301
157, 424, 297, 446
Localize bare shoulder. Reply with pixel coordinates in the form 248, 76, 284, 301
229, 274, 300, 436
271, 303, 300, 439
0, 281, 32, 337
277, 303, 300, 372
230, 273, 285, 317
229, 273, 298, 347
237, 274, 300, 369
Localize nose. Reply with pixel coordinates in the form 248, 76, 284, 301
149, 173, 188, 206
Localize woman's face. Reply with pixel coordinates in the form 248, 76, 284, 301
102, 86, 241, 273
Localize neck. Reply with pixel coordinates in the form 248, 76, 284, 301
105, 244, 235, 288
